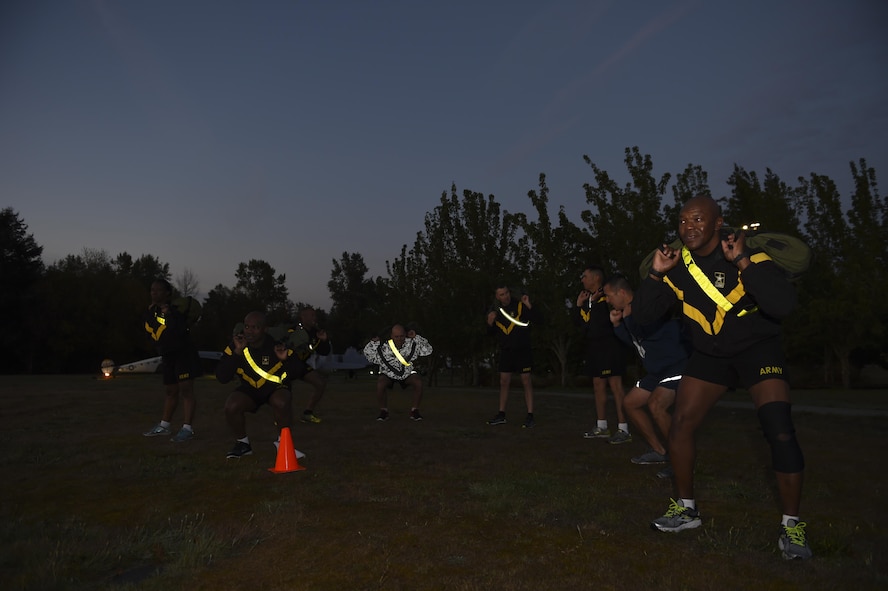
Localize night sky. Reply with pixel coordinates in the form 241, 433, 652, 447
3, 0, 886, 309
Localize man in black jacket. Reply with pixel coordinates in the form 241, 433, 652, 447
141, 278, 202, 443
634, 194, 811, 560
216, 310, 309, 459
486, 284, 541, 429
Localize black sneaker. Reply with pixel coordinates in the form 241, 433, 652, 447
376, 410, 390, 422
409, 409, 423, 421
226, 441, 253, 459
487, 413, 506, 425
522, 415, 535, 428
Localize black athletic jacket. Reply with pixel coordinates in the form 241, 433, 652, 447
634, 246, 796, 358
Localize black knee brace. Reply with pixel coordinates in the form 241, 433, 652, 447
757, 401, 805, 473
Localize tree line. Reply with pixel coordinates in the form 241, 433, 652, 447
2, 147, 883, 387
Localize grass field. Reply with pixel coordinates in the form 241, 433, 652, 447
1, 373, 886, 590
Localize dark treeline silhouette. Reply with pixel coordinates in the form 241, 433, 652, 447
2, 148, 883, 387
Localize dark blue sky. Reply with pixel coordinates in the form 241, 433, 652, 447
3, 0, 886, 309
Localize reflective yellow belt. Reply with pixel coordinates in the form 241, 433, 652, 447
387, 339, 410, 366
244, 348, 286, 383
682, 247, 756, 317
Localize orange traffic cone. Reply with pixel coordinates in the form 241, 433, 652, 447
268, 427, 306, 473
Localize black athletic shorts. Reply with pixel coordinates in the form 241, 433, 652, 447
684, 337, 789, 389
498, 348, 533, 374
161, 348, 203, 385
236, 382, 291, 411
582, 339, 626, 378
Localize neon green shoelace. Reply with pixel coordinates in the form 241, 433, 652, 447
784, 521, 808, 545
664, 498, 688, 517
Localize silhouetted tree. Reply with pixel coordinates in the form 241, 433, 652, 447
581, 146, 673, 277
0, 208, 45, 373
327, 252, 382, 350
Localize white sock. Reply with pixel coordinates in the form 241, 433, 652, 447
181, 424, 193, 432
237, 436, 250, 444
597, 420, 608, 429
782, 514, 800, 526
618, 422, 629, 433
160, 420, 171, 429
680, 498, 696, 510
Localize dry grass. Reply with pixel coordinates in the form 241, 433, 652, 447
0, 373, 885, 590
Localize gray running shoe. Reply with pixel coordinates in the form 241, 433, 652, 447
632, 449, 668, 464
651, 498, 702, 533
778, 520, 813, 560
656, 465, 675, 479
143, 423, 171, 437
170, 427, 194, 442
583, 426, 610, 439
608, 429, 632, 444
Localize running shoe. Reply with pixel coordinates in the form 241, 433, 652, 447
376, 410, 390, 422
583, 426, 611, 439
608, 429, 632, 444
778, 519, 813, 560
650, 498, 702, 533
226, 441, 253, 459
522, 416, 535, 429
170, 427, 194, 443
656, 465, 675, 479
301, 412, 322, 424
143, 423, 171, 437
409, 409, 424, 421
486, 413, 506, 426
632, 449, 668, 465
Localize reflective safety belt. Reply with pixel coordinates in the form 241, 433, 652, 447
499, 307, 529, 327
681, 247, 756, 318
387, 339, 410, 366
244, 348, 286, 383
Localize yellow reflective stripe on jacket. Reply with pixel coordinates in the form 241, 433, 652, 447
578, 295, 606, 323
682, 247, 734, 313
675, 248, 761, 335
387, 339, 410, 366
243, 348, 287, 384
145, 319, 166, 341
496, 303, 530, 335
